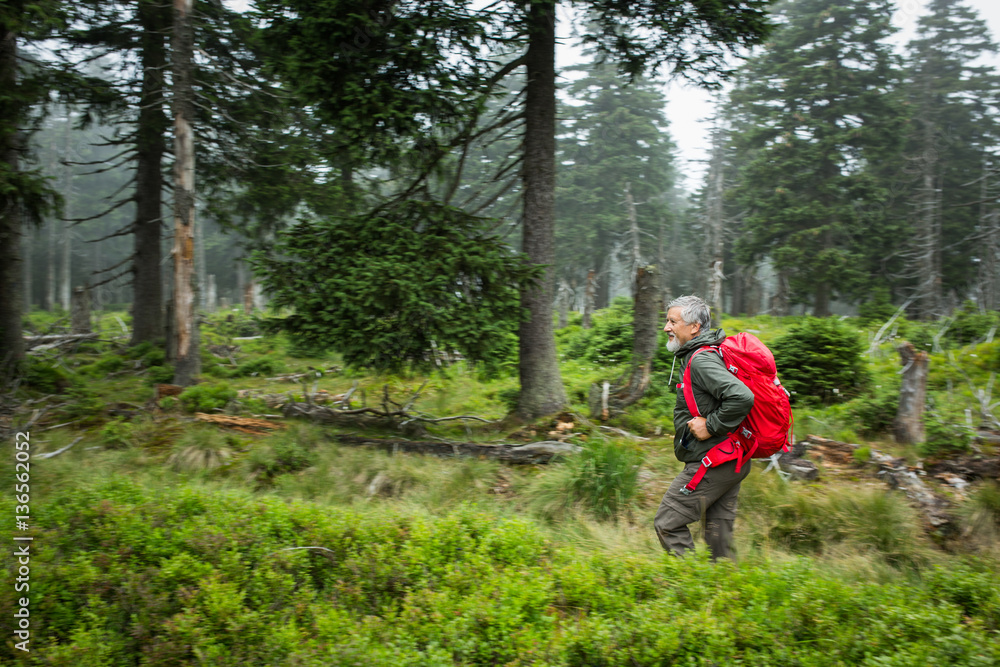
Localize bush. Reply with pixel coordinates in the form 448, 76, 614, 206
178, 382, 238, 413
246, 435, 318, 484
145, 365, 174, 384
950, 300, 1000, 346
919, 411, 972, 459
857, 286, 897, 325
20, 358, 72, 393
561, 297, 634, 366
228, 355, 286, 378
848, 386, 900, 437
771, 317, 869, 405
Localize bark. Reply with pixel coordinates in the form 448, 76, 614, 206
812, 227, 832, 317
619, 265, 659, 405
582, 268, 595, 329
131, 0, 170, 345
515, 0, 566, 420
770, 270, 790, 316
0, 21, 24, 370
915, 113, 942, 320
170, 0, 200, 385
556, 278, 570, 329
60, 116, 72, 311
705, 125, 725, 320
22, 224, 32, 313
46, 219, 56, 310
658, 217, 669, 315
894, 341, 929, 444
243, 278, 255, 314
206, 273, 217, 312
70, 286, 91, 334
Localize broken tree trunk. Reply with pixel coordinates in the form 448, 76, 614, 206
71, 286, 91, 334
894, 341, 929, 444
619, 265, 659, 407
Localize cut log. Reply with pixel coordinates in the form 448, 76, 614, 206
332, 434, 580, 463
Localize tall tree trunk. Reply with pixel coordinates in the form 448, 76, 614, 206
171, 0, 200, 385
131, 0, 169, 345
515, 0, 566, 420
0, 20, 25, 370
22, 224, 32, 314
556, 278, 570, 329
706, 123, 725, 320
658, 217, 669, 315
771, 270, 790, 316
46, 219, 56, 310
582, 268, 595, 329
915, 112, 941, 321
60, 114, 72, 311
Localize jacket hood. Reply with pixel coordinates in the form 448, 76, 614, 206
675, 328, 727, 358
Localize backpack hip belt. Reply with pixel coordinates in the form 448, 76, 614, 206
680, 435, 757, 495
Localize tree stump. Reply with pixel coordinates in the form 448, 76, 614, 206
894, 342, 929, 444
70, 286, 91, 334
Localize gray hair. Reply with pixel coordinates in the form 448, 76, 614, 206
666, 295, 712, 329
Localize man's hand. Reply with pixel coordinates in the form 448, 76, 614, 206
687, 416, 711, 441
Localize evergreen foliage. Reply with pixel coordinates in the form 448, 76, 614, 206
255, 200, 540, 371
771, 317, 869, 404
729, 0, 906, 315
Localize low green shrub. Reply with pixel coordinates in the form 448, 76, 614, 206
950, 301, 1000, 346
145, 365, 174, 384
178, 382, 238, 413
848, 386, 900, 437
246, 433, 318, 484
919, 411, 972, 459
20, 358, 73, 393
771, 317, 869, 405
560, 297, 634, 366
4, 479, 998, 665
230, 354, 286, 378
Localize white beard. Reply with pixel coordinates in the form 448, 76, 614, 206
666, 336, 680, 353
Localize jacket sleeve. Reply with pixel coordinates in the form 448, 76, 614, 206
690, 353, 754, 437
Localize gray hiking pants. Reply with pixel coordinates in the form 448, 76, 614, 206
653, 458, 751, 561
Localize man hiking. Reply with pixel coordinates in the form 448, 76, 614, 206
654, 295, 754, 561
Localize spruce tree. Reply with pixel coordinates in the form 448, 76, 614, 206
555, 60, 677, 310
903, 0, 999, 319
254, 0, 772, 419
730, 0, 905, 316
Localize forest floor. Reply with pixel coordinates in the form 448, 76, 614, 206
2, 307, 999, 665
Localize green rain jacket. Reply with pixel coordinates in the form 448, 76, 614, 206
672, 328, 755, 463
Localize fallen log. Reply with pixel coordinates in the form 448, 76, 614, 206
194, 413, 285, 434
332, 435, 581, 463
925, 455, 1000, 481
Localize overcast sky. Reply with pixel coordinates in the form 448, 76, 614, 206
573, 0, 1000, 192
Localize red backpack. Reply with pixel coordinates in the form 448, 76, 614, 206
678, 332, 793, 494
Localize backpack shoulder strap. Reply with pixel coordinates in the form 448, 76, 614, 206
679, 345, 722, 418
